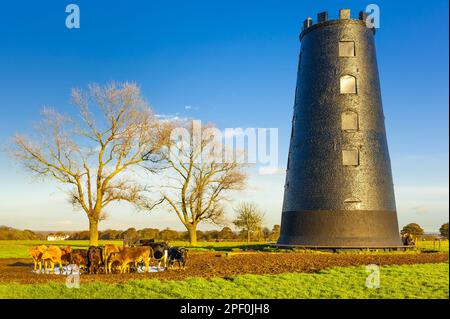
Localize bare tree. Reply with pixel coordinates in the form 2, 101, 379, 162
9, 82, 170, 246
233, 202, 264, 243
157, 120, 247, 245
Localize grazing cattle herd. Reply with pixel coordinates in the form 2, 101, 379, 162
28, 241, 187, 274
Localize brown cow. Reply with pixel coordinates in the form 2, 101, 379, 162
40, 246, 72, 273
28, 245, 48, 272
87, 246, 103, 274
103, 244, 122, 273
107, 247, 152, 273
60, 246, 73, 265
41, 246, 63, 273
70, 249, 88, 271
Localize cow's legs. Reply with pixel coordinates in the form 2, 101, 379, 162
48, 261, 55, 273
104, 255, 110, 274
163, 250, 168, 268
121, 262, 127, 273
103, 251, 108, 272
44, 260, 52, 273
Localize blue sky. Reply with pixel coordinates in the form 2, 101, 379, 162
0, 0, 448, 232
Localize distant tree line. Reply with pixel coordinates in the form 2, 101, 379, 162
1, 222, 447, 242
439, 223, 449, 239
69, 225, 281, 243
0, 226, 42, 240
0, 224, 279, 242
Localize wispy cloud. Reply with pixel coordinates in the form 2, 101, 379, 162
411, 205, 428, 215
55, 220, 73, 226
184, 105, 200, 111
155, 113, 189, 122
395, 185, 449, 231
258, 167, 285, 175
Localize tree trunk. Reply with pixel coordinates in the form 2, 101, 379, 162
89, 218, 99, 246
187, 224, 197, 246
247, 229, 251, 243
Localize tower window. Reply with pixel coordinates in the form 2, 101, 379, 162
340, 75, 357, 94
344, 197, 361, 203
339, 41, 355, 57
341, 111, 358, 131
298, 52, 302, 71
342, 149, 359, 166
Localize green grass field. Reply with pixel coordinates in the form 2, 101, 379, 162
0, 263, 447, 299
0, 239, 447, 258
415, 240, 449, 251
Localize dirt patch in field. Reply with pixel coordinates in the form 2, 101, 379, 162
0, 251, 448, 284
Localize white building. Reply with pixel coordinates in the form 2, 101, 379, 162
46, 234, 70, 241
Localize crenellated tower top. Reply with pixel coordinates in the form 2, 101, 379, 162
300, 9, 374, 41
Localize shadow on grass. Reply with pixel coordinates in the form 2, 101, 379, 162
184, 243, 301, 253
185, 243, 273, 252
7, 261, 33, 267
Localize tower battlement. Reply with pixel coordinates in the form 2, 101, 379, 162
300, 9, 373, 40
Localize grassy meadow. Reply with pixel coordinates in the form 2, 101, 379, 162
0, 263, 447, 299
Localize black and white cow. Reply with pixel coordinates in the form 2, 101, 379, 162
138, 239, 169, 270
167, 247, 187, 269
